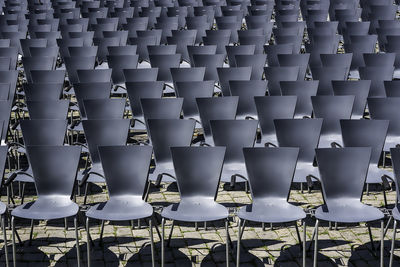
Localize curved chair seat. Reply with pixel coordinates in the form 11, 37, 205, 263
220, 163, 247, 183
238, 199, 306, 223
12, 196, 79, 220
69, 122, 84, 132
149, 162, 176, 183
0, 201, 6, 215
162, 198, 229, 222
78, 164, 105, 183
315, 200, 384, 223
86, 196, 153, 221
9, 167, 34, 183
384, 136, 400, 151
293, 162, 319, 183
391, 207, 400, 221
131, 116, 147, 131
318, 134, 343, 148
366, 166, 392, 184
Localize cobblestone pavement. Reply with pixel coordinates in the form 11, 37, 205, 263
0, 178, 398, 267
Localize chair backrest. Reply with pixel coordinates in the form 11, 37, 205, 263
30, 70, 65, 84
74, 82, 112, 118
341, 119, 388, 166
26, 145, 81, 197
171, 146, 225, 199
82, 119, 130, 164
210, 119, 258, 163
217, 67, 252, 96
21, 119, 67, 146
27, 100, 69, 120
148, 119, 195, 164
126, 81, 164, 117
83, 99, 126, 120
123, 68, 159, 82
23, 83, 63, 101
99, 145, 153, 198
243, 147, 299, 200
264, 66, 300, 96
196, 96, 238, 141
280, 80, 318, 118
141, 98, 183, 122
77, 69, 112, 83
275, 118, 323, 163
0, 100, 12, 141
368, 97, 400, 136
170, 67, 206, 83
316, 147, 371, 203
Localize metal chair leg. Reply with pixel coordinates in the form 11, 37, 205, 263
303, 220, 306, 267
28, 220, 34, 245
64, 218, 68, 231
86, 217, 91, 267
236, 218, 241, 267
83, 183, 89, 205
11, 216, 15, 267
74, 216, 80, 267
295, 222, 303, 250
390, 220, 397, 267
167, 220, 174, 247
161, 218, 165, 267
149, 219, 155, 267
381, 220, 384, 267
313, 219, 319, 267
99, 220, 105, 245
2, 215, 9, 267
225, 219, 229, 267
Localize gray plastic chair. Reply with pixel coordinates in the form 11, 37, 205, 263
11, 145, 82, 267
312, 95, 354, 148
235, 54, 267, 80
193, 54, 226, 81
368, 97, 400, 151
264, 66, 299, 96
123, 68, 159, 82
264, 43, 293, 67
275, 119, 323, 191
82, 99, 126, 120
23, 83, 64, 101
27, 100, 69, 120
359, 66, 394, 97
196, 96, 239, 145
311, 66, 349, 96
226, 45, 255, 67
210, 119, 258, 188
237, 147, 306, 266
313, 147, 385, 267
277, 53, 310, 80
148, 119, 195, 185
280, 80, 318, 118
255, 96, 296, 147
141, 98, 184, 131
161, 146, 230, 267
217, 67, 252, 96
332, 80, 370, 119
85, 145, 156, 267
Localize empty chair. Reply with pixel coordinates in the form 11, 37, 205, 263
129, 36, 157, 62
148, 119, 195, 185
11, 146, 82, 267
170, 67, 206, 85
149, 54, 181, 82
57, 38, 85, 59
167, 30, 197, 63
313, 147, 384, 267
320, 53, 353, 72
332, 80, 371, 119
280, 81, 319, 118
197, 96, 239, 145
64, 56, 96, 85
226, 45, 255, 67
175, 80, 214, 122
203, 30, 231, 54
126, 81, 164, 130
187, 45, 217, 67
264, 43, 293, 67
161, 146, 230, 266
210, 119, 258, 188
368, 97, 400, 151
255, 96, 296, 147
229, 80, 268, 119
264, 66, 299, 95
237, 147, 305, 266
22, 56, 55, 83
29, 70, 66, 84
77, 69, 112, 83
0, 100, 13, 142
107, 54, 139, 85
27, 100, 69, 120
275, 35, 303, 54
85, 146, 156, 266
217, 67, 252, 96
124, 68, 159, 82
82, 99, 125, 120
235, 54, 267, 80
342, 21, 371, 44
193, 54, 226, 81
359, 66, 394, 97
312, 95, 354, 148
68, 46, 98, 58
311, 66, 349, 95
74, 82, 112, 119
344, 35, 378, 72
277, 54, 310, 80
20, 38, 47, 57
274, 119, 323, 190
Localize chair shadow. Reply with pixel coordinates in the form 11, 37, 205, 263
348, 240, 400, 267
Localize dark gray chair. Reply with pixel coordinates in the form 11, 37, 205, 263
85, 145, 156, 267
277, 53, 310, 80
161, 146, 230, 267
226, 45, 255, 67
197, 96, 239, 145
217, 67, 252, 96
311, 66, 349, 96
11, 145, 82, 267
82, 99, 125, 120
23, 83, 64, 101
27, 100, 69, 120
312, 95, 354, 148
313, 147, 385, 267
237, 147, 306, 266
123, 68, 159, 82
264, 66, 299, 96
210, 119, 258, 188
275, 119, 323, 191
148, 119, 195, 186
280, 80, 318, 118
235, 54, 267, 80
359, 66, 394, 97
193, 54, 226, 81
141, 98, 184, 132
255, 96, 297, 147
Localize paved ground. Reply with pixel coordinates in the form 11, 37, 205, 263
0, 174, 398, 267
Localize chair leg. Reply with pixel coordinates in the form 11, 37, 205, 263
236, 218, 241, 267
149, 218, 155, 267
86, 217, 91, 267
83, 183, 89, 205
99, 220, 105, 245
313, 219, 319, 267
2, 215, 9, 267
11, 216, 15, 267
303, 220, 306, 267
225, 219, 229, 267
167, 220, 174, 247
151, 215, 161, 240
20, 183, 25, 205
381, 220, 384, 267
390, 220, 397, 267
161, 218, 165, 267
64, 218, 68, 231
368, 223, 376, 251
74, 216, 80, 267
29, 220, 34, 245
295, 221, 302, 250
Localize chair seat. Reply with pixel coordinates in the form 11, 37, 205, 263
238, 199, 306, 223
318, 134, 343, 148
315, 199, 384, 223
149, 162, 176, 183
384, 136, 400, 151
220, 162, 247, 183
293, 162, 319, 183
12, 196, 79, 220
0, 201, 6, 215
131, 116, 147, 131
391, 206, 400, 221
77, 164, 105, 183
9, 167, 34, 183
161, 197, 229, 222
366, 165, 392, 184
86, 196, 153, 221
